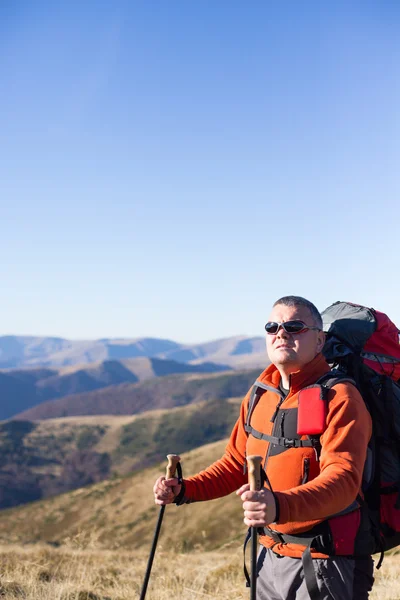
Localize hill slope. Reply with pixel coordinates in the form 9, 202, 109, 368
0, 396, 243, 509
15, 368, 260, 420
0, 439, 246, 551
0, 357, 231, 420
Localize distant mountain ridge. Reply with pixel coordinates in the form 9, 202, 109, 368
0, 357, 232, 421
0, 336, 182, 369
15, 368, 261, 420
0, 334, 266, 369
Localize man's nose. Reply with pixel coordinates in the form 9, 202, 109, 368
276, 325, 290, 338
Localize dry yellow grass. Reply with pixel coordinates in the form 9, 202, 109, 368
0, 542, 398, 599
0, 437, 399, 598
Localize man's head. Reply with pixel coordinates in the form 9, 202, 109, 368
266, 296, 325, 380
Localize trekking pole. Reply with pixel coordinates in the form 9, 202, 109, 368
139, 453, 181, 600
247, 455, 263, 600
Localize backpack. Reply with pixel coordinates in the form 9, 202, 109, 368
321, 301, 400, 562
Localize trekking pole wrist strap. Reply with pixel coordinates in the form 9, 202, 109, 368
172, 462, 187, 505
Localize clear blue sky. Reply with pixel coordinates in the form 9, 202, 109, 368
1, 1, 399, 343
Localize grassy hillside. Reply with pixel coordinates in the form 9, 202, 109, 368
15, 368, 260, 420
0, 396, 243, 509
0, 442, 398, 600
0, 439, 246, 550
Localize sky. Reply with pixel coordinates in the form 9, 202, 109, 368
1, 1, 399, 344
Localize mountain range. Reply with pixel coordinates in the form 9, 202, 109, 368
14, 367, 260, 420
0, 366, 260, 509
0, 357, 239, 420
0, 334, 269, 512
0, 334, 266, 369
0, 334, 268, 421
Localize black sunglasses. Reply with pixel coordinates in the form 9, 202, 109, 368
265, 320, 321, 335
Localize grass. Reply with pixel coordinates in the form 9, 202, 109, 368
0, 542, 398, 599
0, 436, 399, 598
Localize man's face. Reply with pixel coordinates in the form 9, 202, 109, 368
266, 303, 325, 374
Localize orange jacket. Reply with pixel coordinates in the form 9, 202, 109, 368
183, 353, 372, 558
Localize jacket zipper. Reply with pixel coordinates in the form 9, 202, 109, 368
302, 458, 310, 484
279, 412, 286, 437
270, 396, 285, 423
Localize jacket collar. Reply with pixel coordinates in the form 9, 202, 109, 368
259, 353, 330, 393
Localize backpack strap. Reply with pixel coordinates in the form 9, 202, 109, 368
244, 381, 284, 429
308, 372, 357, 460
258, 522, 334, 600
316, 371, 356, 390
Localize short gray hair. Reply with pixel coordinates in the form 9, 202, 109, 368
273, 296, 323, 329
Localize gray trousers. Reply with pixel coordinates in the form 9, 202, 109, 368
256, 546, 374, 600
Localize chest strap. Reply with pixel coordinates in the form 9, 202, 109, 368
243, 426, 316, 448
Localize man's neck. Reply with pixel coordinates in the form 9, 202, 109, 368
279, 378, 289, 397
279, 372, 291, 389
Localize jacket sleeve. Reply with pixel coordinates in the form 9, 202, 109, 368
181, 391, 251, 502
274, 382, 372, 524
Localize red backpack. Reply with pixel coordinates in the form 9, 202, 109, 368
321, 301, 400, 562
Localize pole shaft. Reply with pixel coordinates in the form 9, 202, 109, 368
251, 527, 258, 600
139, 505, 165, 600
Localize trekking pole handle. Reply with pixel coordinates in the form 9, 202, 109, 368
247, 455, 263, 491
166, 454, 181, 479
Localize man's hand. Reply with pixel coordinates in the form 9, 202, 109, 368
236, 484, 277, 527
153, 476, 182, 505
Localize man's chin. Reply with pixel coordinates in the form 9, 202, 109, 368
274, 348, 296, 360
272, 351, 300, 368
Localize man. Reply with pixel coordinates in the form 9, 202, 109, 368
154, 296, 374, 599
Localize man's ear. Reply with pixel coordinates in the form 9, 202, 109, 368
316, 330, 325, 354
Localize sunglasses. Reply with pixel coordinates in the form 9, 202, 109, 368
264, 320, 321, 335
